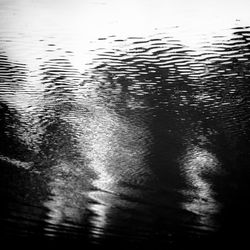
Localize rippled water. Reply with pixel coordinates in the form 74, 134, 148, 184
1, 1, 250, 249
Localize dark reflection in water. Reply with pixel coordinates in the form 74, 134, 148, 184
0, 23, 250, 248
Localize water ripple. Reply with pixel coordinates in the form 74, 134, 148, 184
1, 22, 250, 247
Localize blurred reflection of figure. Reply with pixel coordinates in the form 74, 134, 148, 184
180, 142, 221, 231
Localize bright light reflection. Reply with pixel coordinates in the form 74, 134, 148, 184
42, 99, 151, 239
71, 104, 151, 238
1, 0, 249, 73
181, 144, 221, 229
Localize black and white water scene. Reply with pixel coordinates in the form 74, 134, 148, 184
0, 0, 250, 248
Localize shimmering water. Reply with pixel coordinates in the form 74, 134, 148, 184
0, 1, 250, 249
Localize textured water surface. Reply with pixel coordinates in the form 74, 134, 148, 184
0, 1, 250, 249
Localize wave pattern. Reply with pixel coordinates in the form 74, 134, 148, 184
1, 26, 250, 247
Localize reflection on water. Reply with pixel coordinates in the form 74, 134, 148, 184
42, 103, 152, 240
1, 1, 250, 247
180, 144, 221, 230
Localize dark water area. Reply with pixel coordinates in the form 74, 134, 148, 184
1, 7, 250, 248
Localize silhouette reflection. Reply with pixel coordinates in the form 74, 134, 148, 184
41, 100, 152, 241
180, 143, 221, 230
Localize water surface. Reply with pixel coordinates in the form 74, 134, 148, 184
0, 1, 250, 249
